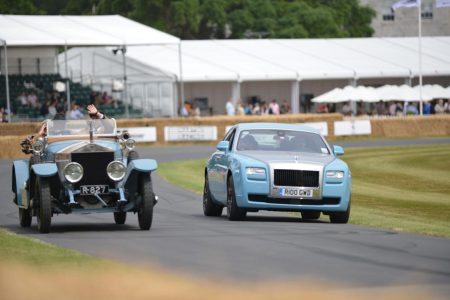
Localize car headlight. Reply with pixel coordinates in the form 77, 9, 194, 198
32, 140, 45, 154
246, 167, 266, 180
326, 171, 344, 179
63, 162, 83, 183
125, 138, 135, 150
107, 161, 126, 181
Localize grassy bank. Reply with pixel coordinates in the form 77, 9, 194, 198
158, 144, 450, 237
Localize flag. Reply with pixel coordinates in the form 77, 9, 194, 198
392, 0, 420, 10
436, 0, 450, 7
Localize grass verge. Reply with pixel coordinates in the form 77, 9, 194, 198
158, 144, 450, 238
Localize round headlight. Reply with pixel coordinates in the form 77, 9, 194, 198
107, 161, 126, 181
63, 162, 83, 183
125, 138, 135, 150
32, 140, 45, 154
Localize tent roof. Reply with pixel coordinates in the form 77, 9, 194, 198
0, 15, 179, 46
124, 37, 450, 82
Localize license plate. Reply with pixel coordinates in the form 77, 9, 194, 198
278, 187, 313, 198
80, 185, 109, 195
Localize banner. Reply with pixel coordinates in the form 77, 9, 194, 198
164, 126, 218, 141
392, 0, 420, 10
436, 0, 450, 7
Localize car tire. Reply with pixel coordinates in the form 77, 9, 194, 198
114, 212, 127, 225
226, 175, 246, 221
138, 173, 154, 230
301, 211, 321, 220
203, 174, 223, 216
19, 207, 32, 227
128, 150, 139, 163
35, 177, 51, 233
329, 201, 350, 224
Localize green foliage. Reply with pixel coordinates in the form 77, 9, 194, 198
15, 0, 375, 39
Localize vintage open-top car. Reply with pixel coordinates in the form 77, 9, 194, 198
12, 118, 157, 233
204, 123, 351, 223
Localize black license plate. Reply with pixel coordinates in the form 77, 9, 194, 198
80, 185, 109, 195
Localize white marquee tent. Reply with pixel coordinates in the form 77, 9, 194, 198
0, 15, 180, 121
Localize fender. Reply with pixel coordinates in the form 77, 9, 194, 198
31, 163, 58, 177
12, 160, 29, 207
118, 159, 158, 189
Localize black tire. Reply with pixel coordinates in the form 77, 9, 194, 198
226, 175, 246, 221
114, 212, 127, 225
329, 201, 351, 224
19, 207, 32, 227
35, 177, 51, 233
301, 211, 321, 221
138, 173, 154, 230
203, 174, 223, 216
128, 150, 139, 163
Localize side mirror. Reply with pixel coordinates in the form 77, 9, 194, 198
217, 141, 230, 153
333, 145, 344, 156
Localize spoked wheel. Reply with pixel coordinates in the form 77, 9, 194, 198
329, 201, 351, 224
19, 207, 32, 227
203, 174, 223, 216
226, 175, 246, 221
35, 177, 51, 233
137, 173, 154, 230
301, 211, 321, 221
114, 212, 127, 225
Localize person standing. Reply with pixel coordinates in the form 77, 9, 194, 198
269, 99, 280, 115
434, 99, 445, 114
226, 99, 235, 116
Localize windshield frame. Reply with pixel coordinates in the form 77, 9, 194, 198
235, 128, 331, 155
46, 119, 117, 138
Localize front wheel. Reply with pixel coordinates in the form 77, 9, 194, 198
19, 207, 32, 227
227, 176, 246, 221
35, 178, 52, 233
203, 174, 223, 216
137, 173, 154, 230
329, 202, 350, 224
114, 212, 127, 225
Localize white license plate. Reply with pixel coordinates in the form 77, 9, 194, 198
80, 185, 109, 195
278, 187, 313, 198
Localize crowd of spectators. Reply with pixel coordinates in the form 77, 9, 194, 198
225, 98, 292, 116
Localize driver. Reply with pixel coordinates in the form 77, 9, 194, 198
20, 104, 107, 154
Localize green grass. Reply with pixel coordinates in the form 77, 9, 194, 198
158, 144, 450, 238
0, 228, 109, 268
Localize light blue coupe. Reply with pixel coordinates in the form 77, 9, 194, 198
203, 123, 351, 223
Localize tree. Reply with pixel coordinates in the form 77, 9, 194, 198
0, 0, 42, 14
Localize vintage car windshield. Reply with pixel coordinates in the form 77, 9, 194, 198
46, 119, 117, 137
236, 129, 330, 154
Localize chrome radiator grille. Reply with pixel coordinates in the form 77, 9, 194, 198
274, 169, 319, 187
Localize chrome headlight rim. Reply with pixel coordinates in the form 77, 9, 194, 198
63, 162, 84, 183
106, 161, 126, 181
125, 138, 136, 150
32, 140, 45, 154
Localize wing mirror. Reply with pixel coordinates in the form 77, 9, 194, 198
333, 145, 344, 156
217, 141, 230, 153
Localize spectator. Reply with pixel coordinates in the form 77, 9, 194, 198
388, 102, 397, 116
191, 105, 201, 117
376, 100, 386, 116
341, 102, 352, 116
236, 102, 245, 115
444, 100, 450, 113
280, 99, 291, 114
434, 99, 445, 114
252, 102, 261, 115
225, 99, 235, 116
406, 102, 418, 115
69, 103, 84, 119
47, 100, 58, 119
0, 107, 6, 122
16, 92, 27, 106
181, 102, 189, 117
244, 103, 253, 115
261, 101, 269, 114
423, 102, 432, 115
395, 102, 404, 116
40, 100, 50, 117
316, 103, 328, 114
27, 92, 39, 108
269, 99, 280, 115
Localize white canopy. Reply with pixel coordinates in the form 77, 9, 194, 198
0, 15, 180, 46
312, 84, 436, 103
413, 84, 450, 99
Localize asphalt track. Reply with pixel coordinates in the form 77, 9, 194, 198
1, 138, 449, 294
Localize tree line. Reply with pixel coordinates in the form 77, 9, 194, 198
1, 0, 376, 39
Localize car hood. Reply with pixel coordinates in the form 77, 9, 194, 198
236, 151, 335, 167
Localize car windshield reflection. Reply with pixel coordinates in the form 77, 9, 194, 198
46, 119, 117, 137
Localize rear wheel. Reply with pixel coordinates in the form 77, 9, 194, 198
301, 211, 321, 221
35, 178, 51, 233
329, 201, 350, 224
137, 173, 154, 230
19, 207, 32, 227
226, 176, 246, 221
114, 212, 127, 224
203, 174, 223, 216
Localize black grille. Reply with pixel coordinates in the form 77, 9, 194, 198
248, 194, 340, 205
71, 151, 114, 188
274, 169, 319, 187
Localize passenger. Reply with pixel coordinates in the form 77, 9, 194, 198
238, 134, 258, 151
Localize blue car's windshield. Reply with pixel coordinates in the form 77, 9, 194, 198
47, 119, 117, 137
236, 129, 329, 154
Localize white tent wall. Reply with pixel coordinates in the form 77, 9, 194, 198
184, 82, 233, 115
58, 47, 177, 117
0, 47, 58, 75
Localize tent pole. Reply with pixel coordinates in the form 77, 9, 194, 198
418, 2, 423, 116
122, 46, 129, 118
64, 43, 71, 115
178, 42, 184, 116
291, 79, 300, 114
3, 41, 11, 123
